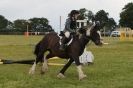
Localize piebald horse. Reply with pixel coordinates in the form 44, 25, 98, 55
29, 22, 103, 80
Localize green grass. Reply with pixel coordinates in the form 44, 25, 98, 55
0, 35, 133, 88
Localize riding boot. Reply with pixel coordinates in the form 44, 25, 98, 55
59, 36, 69, 51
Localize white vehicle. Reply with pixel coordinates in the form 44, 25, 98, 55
110, 31, 121, 37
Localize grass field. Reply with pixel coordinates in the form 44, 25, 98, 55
0, 35, 133, 88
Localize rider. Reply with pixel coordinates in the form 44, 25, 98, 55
59, 10, 80, 50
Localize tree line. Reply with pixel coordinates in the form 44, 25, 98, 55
0, 2, 132, 34
78, 2, 133, 33
0, 17, 54, 33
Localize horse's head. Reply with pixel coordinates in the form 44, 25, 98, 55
84, 21, 103, 46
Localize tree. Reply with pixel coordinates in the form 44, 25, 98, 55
29, 17, 53, 32
95, 10, 109, 28
6, 21, 14, 30
95, 10, 117, 36
78, 8, 94, 21
106, 18, 116, 31
13, 19, 28, 32
87, 10, 94, 22
78, 9, 116, 33
78, 8, 88, 20
119, 2, 133, 29
0, 15, 8, 29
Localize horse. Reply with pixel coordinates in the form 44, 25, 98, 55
29, 22, 103, 80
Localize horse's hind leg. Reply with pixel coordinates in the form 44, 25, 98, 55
29, 52, 44, 75
29, 59, 40, 75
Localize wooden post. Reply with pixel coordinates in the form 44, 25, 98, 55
60, 16, 62, 32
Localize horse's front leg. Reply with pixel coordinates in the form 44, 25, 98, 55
57, 59, 74, 78
73, 56, 87, 80
41, 55, 48, 74
29, 52, 44, 75
41, 53, 54, 74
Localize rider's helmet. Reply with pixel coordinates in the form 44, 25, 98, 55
69, 10, 80, 17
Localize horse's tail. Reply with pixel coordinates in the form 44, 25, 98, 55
34, 41, 41, 55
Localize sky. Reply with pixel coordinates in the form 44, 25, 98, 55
0, 0, 132, 32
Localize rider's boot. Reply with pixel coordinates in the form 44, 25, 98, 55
59, 36, 69, 51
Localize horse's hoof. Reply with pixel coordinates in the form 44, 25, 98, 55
41, 67, 48, 74
57, 73, 65, 79
29, 69, 35, 75
41, 71, 45, 74
79, 74, 87, 80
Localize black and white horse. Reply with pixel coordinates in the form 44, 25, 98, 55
29, 22, 103, 80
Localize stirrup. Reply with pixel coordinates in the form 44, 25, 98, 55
59, 44, 67, 51
59, 44, 65, 50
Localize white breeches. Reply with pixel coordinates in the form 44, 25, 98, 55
64, 31, 70, 38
